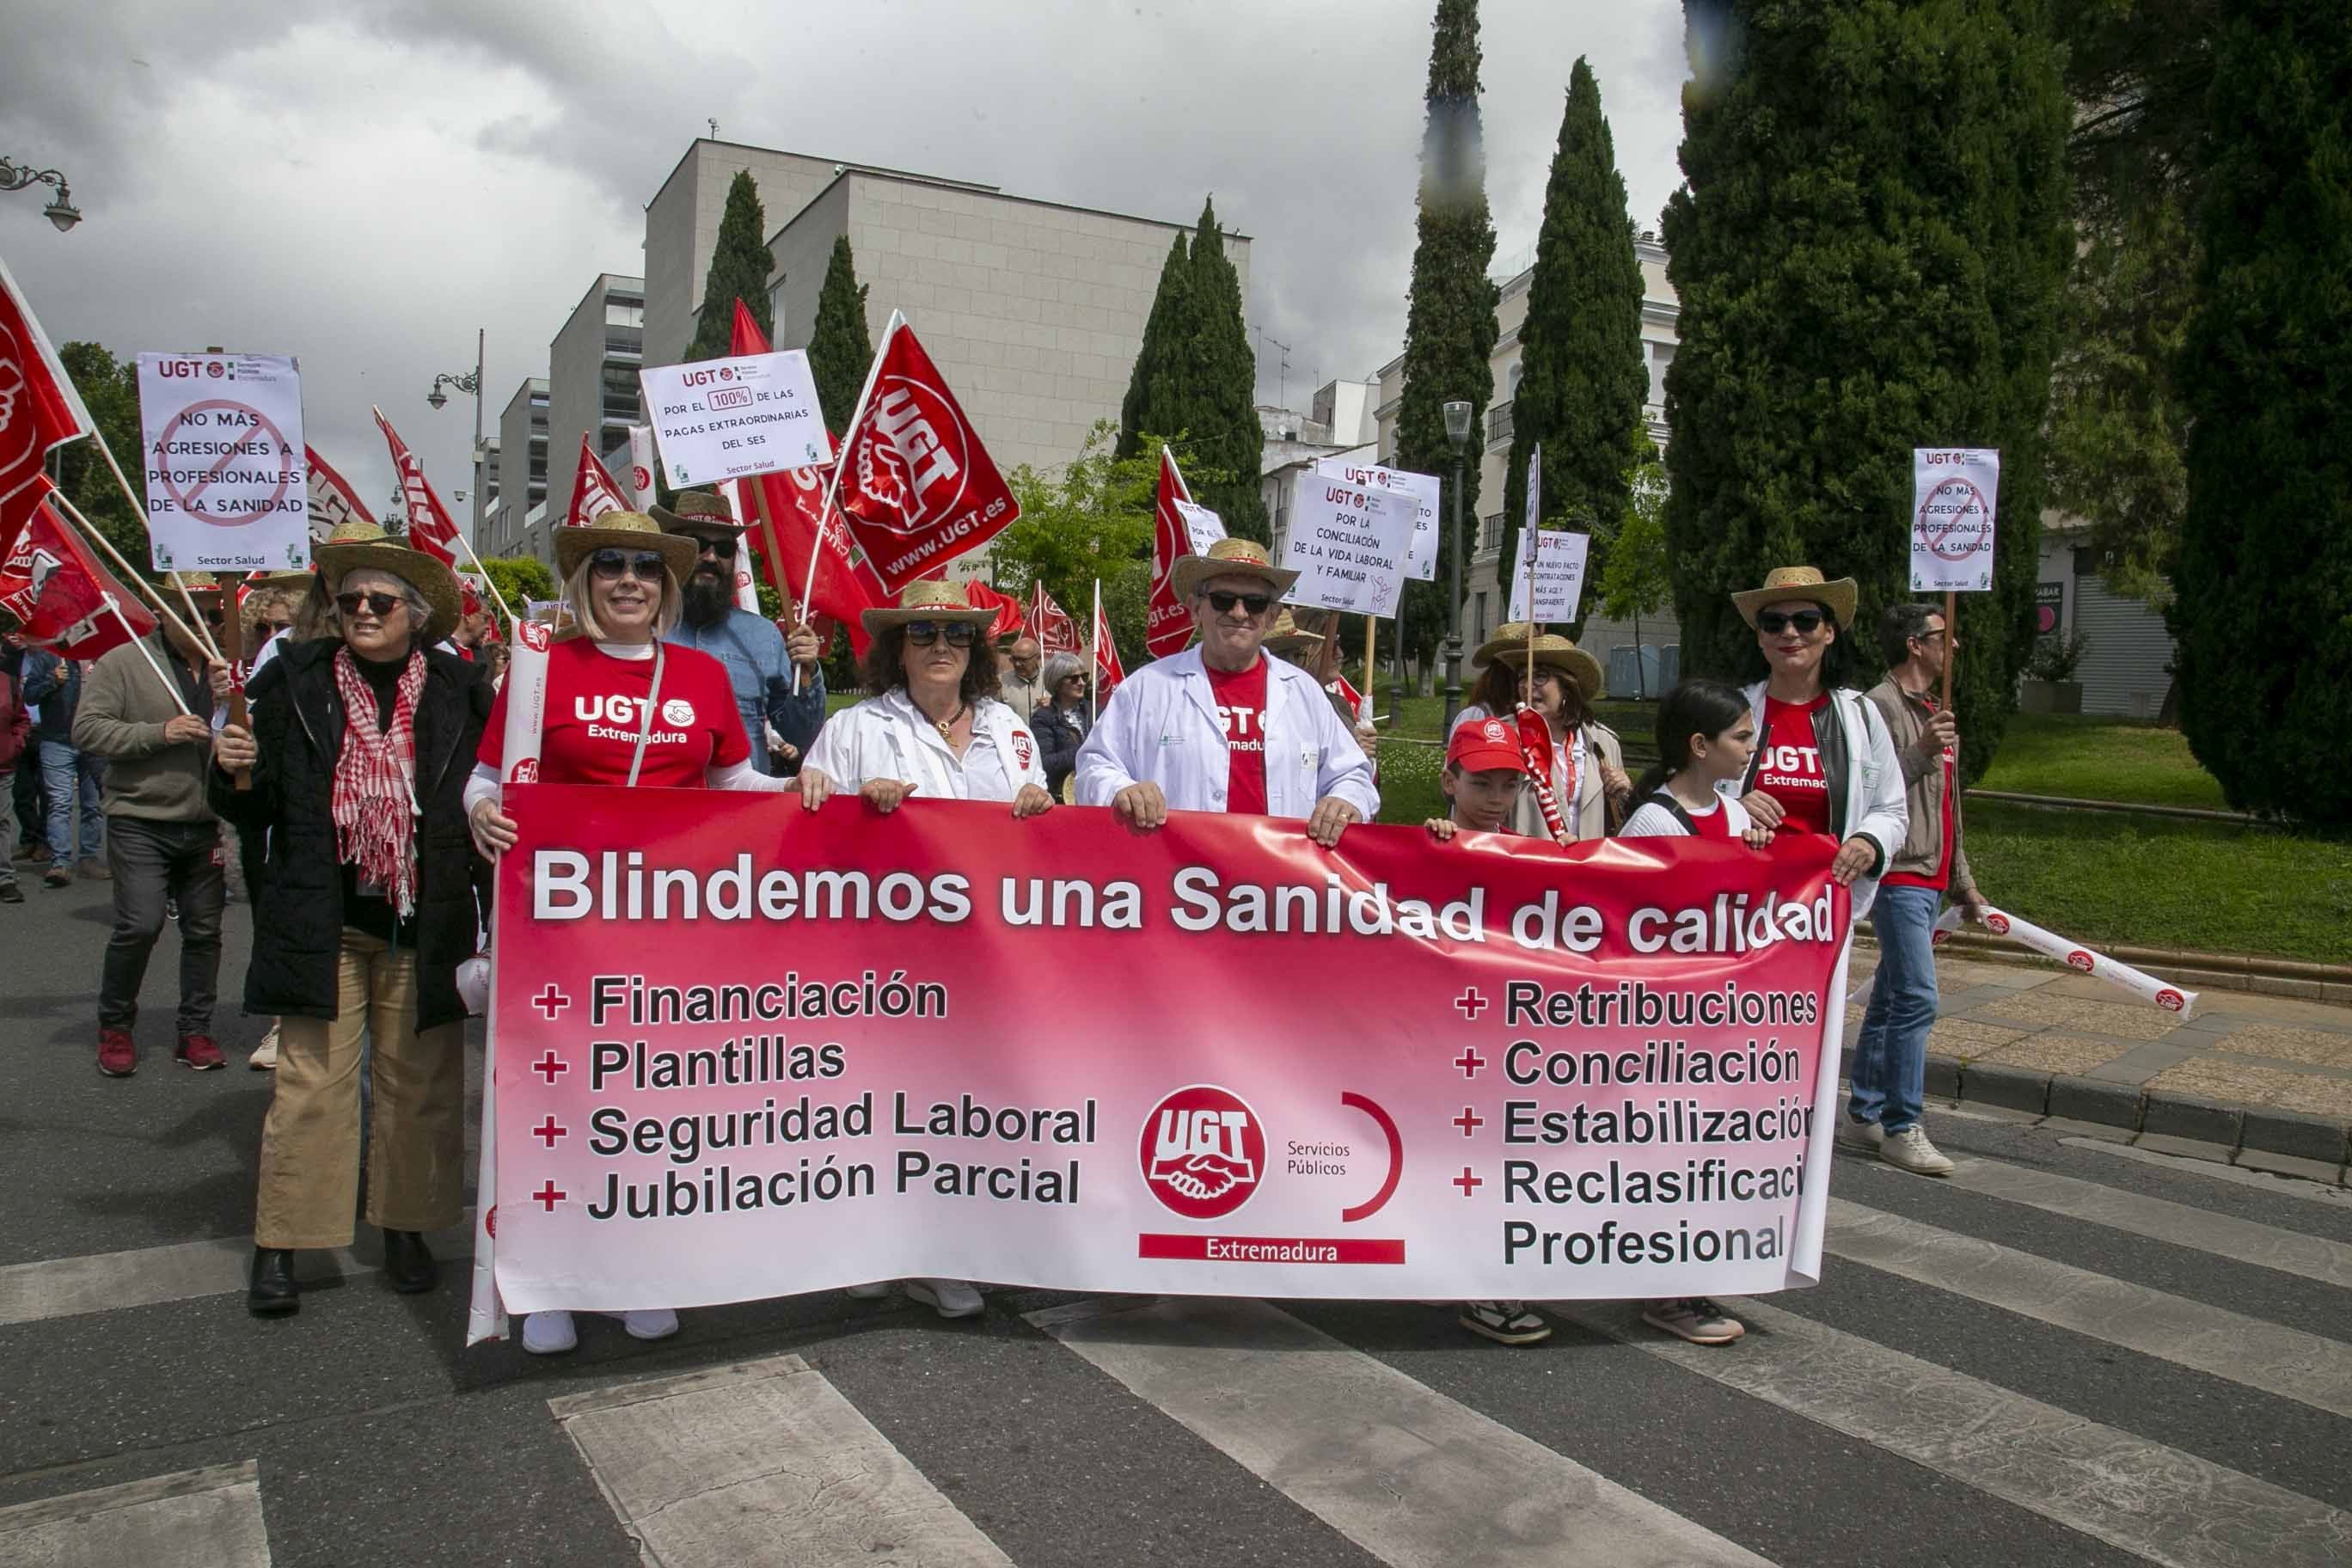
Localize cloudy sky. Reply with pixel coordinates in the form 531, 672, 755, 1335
2, 0, 1691, 535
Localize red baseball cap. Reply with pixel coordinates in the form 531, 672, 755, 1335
1447, 716, 1524, 775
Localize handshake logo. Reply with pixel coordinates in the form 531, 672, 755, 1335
1141, 1084, 1266, 1222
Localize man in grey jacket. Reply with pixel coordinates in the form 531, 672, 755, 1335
1847, 602, 1989, 1177
72, 585, 233, 1077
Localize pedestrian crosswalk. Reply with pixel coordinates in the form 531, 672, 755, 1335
3, 1125, 2347, 1568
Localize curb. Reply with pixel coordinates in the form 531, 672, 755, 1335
1962, 787, 2272, 828
1849, 1046, 2352, 1182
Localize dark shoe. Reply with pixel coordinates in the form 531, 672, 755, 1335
96, 1028, 135, 1077
17, 841, 51, 863
382, 1229, 437, 1294
248, 1248, 299, 1317
176, 1034, 226, 1070
0, 881, 21, 903
43, 865, 69, 888
77, 859, 109, 881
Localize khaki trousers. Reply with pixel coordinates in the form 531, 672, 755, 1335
254, 928, 465, 1250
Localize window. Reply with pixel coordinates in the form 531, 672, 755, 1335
605, 298, 645, 328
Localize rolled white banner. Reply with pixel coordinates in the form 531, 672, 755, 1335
1934, 904, 2198, 1020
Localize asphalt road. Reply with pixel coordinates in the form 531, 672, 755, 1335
3, 870, 2349, 1567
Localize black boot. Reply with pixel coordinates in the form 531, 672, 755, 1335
248, 1247, 298, 1317
382, 1229, 437, 1294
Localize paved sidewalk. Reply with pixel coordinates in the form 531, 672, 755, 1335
1847, 947, 2352, 1171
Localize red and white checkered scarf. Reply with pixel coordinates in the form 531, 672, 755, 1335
331, 646, 426, 918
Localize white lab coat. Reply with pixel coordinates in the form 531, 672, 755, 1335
802, 689, 1044, 803
1074, 647, 1381, 820
1726, 679, 1908, 922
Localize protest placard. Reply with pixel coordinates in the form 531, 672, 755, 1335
1280, 472, 1413, 617
472, 789, 1849, 1332
1314, 458, 1439, 582
1910, 448, 2000, 593
1173, 499, 1226, 556
640, 351, 831, 487
1507, 530, 1590, 623
136, 352, 309, 572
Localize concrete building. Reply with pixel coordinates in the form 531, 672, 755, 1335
484, 377, 550, 564
1262, 384, 1377, 566
542, 274, 644, 538
2032, 524, 2177, 718
1370, 236, 1682, 695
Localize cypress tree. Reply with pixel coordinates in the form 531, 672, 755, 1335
1393, 0, 1500, 671
688, 170, 773, 359
2170, 0, 2352, 824
1660, 0, 2072, 783
808, 234, 873, 431
1174, 199, 1270, 544
1118, 232, 1189, 460
1496, 58, 1650, 612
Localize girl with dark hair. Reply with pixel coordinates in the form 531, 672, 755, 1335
1620, 679, 1772, 846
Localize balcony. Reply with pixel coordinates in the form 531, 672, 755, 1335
1485, 400, 1513, 448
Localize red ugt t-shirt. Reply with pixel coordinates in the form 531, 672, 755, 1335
1204, 656, 1270, 816
1756, 693, 1834, 838
479, 638, 748, 787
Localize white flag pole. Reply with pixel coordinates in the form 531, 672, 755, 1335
799, 309, 904, 614
47, 489, 209, 654
106, 599, 193, 717
1089, 576, 1102, 727
90, 430, 226, 661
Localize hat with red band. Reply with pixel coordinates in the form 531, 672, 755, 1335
1447, 715, 1525, 774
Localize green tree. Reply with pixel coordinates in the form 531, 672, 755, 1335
51, 342, 152, 574
1496, 58, 1651, 609
1117, 234, 1190, 460
1600, 446, 1671, 696
1116, 201, 1266, 544
2169, 0, 2352, 824
477, 555, 556, 634
808, 234, 873, 432
686, 170, 773, 360
1393, 0, 1500, 671
1659, 0, 2073, 786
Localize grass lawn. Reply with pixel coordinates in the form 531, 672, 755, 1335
1975, 714, 2227, 811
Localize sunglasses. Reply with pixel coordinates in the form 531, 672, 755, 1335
199, 608, 225, 626
262, 621, 293, 636
1202, 590, 1273, 616
1756, 609, 1825, 635
335, 591, 405, 618
590, 549, 668, 582
697, 536, 738, 560
904, 621, 979, 648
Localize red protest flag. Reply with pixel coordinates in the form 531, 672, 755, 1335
963, 582, 1026, 643
1027, 579, 1080, 654
373, 407, 462, 567
303, 444, 377, 543
1144, 449, 1197, 659
0, 255, 98, 560
832, 319, 1019, 592
567, 433, 630, 527
1090, 587, 1126, 695
0, 486, 158, 659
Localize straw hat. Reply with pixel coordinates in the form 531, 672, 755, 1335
553, 511, 698, 585
860, 579, 1002, 636
244, 567, 318, 593
649, 489, 744, 543
1502, 633, 1604, 703
1470, 621, 1535, 669
1264, 609, 1324, 655
1730, 565, 1857, 629
1169, 536, 1299, 602
311, 520, 462, 644
163, 571, 224, 597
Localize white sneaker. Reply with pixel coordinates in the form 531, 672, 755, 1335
248, 1025, 279, 1071
521, 1310, 578, 1355
904, 1277, 984, 1319
843, 1282, 894, 1301
603, 1308, 678, 1340
1834, 1118, 1883, 1152
1880, 1125, 1956, 1177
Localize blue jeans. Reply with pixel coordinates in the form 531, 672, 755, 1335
1851, 882, 1941, 1134
40, 740, 104, 863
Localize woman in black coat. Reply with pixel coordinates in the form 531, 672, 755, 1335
211, 521, 491, 1318
1027, 651, 1091, 798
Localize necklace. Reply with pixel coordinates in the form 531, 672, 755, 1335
928, 701, 967, 738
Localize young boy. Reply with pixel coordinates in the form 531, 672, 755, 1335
1427, 717, 1551, 1344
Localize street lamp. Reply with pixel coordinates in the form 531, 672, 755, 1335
1441, 399, 1473, 722
1, 157, 81, 232
428, 328, 487, 536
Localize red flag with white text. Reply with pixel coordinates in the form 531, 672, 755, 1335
0, 256, 98, 560
566, 434, 630, 527
1145, 449, 1197, 659
303, 444, 377, 543
373, 407, 462, 567
0, 487, 156, 659
729, 301, 885, 656
833, 319, 1019, 592
1027, 580, 1080, 654
963, 582, 1026, 643
1091, 593, 1125, 694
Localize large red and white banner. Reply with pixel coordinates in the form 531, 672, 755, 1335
566, 434, 631, 527
373, 407, 462, 568
833, 321, 1018, 592
475, 790, 1850, 1330
0, 488, 157, 658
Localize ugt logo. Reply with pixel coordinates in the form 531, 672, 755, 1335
1140, 1084, 1265, 1221
853, 373, 969, 534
